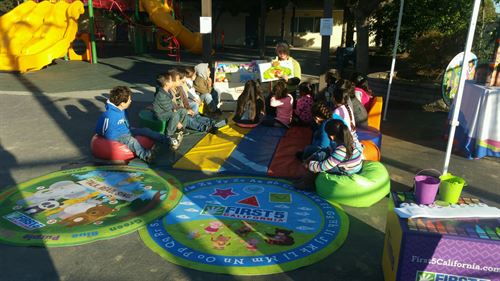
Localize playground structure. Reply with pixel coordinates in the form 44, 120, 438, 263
0, 0, 202, 72
0, 1, 84, 72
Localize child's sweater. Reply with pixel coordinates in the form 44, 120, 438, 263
193, 76, 211, 95
308, 144, 362, 175
152, 87, 176, 121
95, 100, 130, 140
294, 94, 313, 124
270, 94, 293, 126
354, 87, 372, 109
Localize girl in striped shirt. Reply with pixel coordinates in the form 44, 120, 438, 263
295, 119, 363, 191
307, 119, 363, 175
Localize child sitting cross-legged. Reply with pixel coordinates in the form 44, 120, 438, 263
193, 63, 222, 116
233, 80, 266, 126
295, 101, 333, 162
295, 119, 363, 191
262, 80, 293, 128
293, 82, 314, 125
95, 86, 177, 163
152, 70, 186, 146
174, 68, 226, 134
184, 66, 202, 115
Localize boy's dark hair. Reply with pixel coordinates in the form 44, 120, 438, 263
272, 80, 288, 99
177, 68, 186, 79
325, 69, 341, 85
184, 66, 195, 77
156, 73, 170, 87
324, 119, 355, 159
109, 86, 131, 106
276, 42, 290, 55
156, 69, 180, 87
299, 82, 313, 96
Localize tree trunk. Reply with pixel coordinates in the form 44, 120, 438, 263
344, 5, 354, 47
354, 10, 369, 74
259, 0, 267, 59
280, 5, 285, 41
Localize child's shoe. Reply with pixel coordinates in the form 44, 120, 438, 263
214, 118, 227, 128
207, 126, 218, 134
175, 131, 184, 146
144, 144, 158, 163
170, 138, 180, 150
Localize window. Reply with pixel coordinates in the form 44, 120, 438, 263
292, 17, 321, 33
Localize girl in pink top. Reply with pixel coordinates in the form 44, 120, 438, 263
263, 80, 293, 128
351, 72, 373, 109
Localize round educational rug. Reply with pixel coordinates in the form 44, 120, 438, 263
0, 166, 182, 247
140, 177, 349, 275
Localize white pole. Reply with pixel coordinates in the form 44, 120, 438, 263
383, 0, 404, 121
442, 0, 482, 175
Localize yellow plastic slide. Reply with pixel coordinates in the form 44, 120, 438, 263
140, 0, 202, 54
0, 1, 84, 72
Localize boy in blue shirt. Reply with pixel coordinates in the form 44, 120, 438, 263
95, 86, 178, 163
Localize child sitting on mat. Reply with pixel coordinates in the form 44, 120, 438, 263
95, 86, 177, 163
152, 70, 186, 146
193, 63, 222, 116
293, 82, 314, 125
295, 119, 363, 191
296, 101, 333, 162
184, 66, 202, 115
324, 69, 341, 109
175, 69, 226, 134
233, 80, 266, 126
262, 80, 293, 128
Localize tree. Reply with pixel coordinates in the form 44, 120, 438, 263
348, 0, 385, 74
372, 0, 498, 63
0, 0, 19, 15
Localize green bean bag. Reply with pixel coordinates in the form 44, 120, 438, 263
139, 109, 166, 133
315, 161, 390, 207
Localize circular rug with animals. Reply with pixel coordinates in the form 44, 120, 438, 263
140, 177, 349, 275
0, 166, 182, 246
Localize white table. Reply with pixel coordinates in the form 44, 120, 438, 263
451, 81, 500, 159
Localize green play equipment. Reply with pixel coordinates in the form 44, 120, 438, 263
315, 161, 391, 207
139, 109, 166, 133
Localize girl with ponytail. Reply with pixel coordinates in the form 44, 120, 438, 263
332, 79, 362, 150
295, 119, 363, 190
233, 80, 266, 125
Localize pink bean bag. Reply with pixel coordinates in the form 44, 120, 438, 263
90, 134, 154, 161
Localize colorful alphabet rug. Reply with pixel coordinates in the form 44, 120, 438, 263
140, 177, 349, 275
0, 166, 182, 246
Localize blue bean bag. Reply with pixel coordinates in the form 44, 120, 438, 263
315, 161, 390, 207
357, 126, 382, 149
